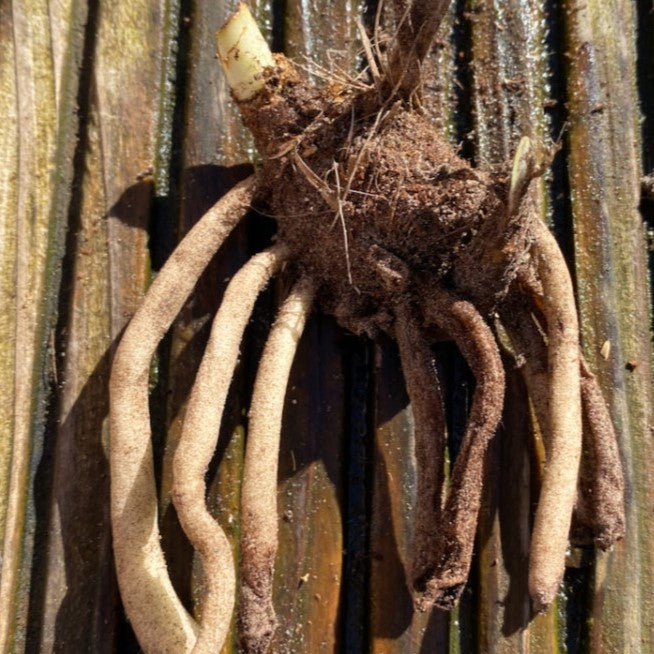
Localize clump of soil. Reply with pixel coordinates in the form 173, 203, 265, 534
241, 60, 529, 336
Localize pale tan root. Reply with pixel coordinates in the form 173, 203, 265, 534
420, 290, 505, 610
239, 278, 315, 654
528, 220, 583, 613
171, 245, 288, 654
500, 285, 625, 549
394, 303, 447, 599
109, 176, 255, 654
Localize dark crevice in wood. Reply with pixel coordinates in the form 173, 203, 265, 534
544, 0, 576, 272
271, 0, 287, 53
340, 337, 373, 652
563, 548, 594, 653
636, 0, 654, 334
151, 0, 193, 270
636, 0, 654, 176
451, 0, 476, 162
148, 0, 192, 494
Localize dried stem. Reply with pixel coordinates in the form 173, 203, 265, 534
239, 278, 315, 654
109, 176, 255, 653
394, 302, 447, 600
387, 0, 451, 98
420, 289, 505, 610
172, 245, 288, 653
528, 219, 583, 612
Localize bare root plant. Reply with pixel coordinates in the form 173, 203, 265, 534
109, 1, 625, 652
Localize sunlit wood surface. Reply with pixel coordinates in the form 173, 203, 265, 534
0, 0, 652, 651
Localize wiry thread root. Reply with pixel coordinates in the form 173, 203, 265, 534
388, 0, 450, 98
239, 278, 315, 653
172, 245, 289, 654
419, 289, 505, 610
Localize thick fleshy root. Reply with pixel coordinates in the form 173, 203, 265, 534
575, 359, 625, 547
172, 245, 288, 654
109, 176, 256, 653
500, 282, 625, 551
239, 278, 315, 653
419, 289, 505, 610
527, 220, 583, 612
394, 303, 447, 598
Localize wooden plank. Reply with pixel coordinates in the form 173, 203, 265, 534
31, 0, 169, 650
564, 0, 654, 650
0, 0, 86, 649
269, 2, 358, 650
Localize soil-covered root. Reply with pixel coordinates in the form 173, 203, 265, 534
394, 302, 447, 600
109, 176, 256, 653
418, 289, 505, 610
172, 245, 288, 653
527, 219, 582, 613
573, 358, 626, 547
239, 278, 315, 654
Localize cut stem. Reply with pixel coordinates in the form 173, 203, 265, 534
239, 278, 315, 653
216, 3, 275, 101
110, 176, 255, 653
172, 245, 288, 654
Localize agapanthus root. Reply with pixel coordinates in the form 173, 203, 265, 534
500, 283, 625, 550
171, 245, 289, 654
419, 289, 505, 610
109, 176, 256, 653
527, 219, 583, 613
573, 358, 625, 548
239, 277, 315, 654
394, 302, 447, 600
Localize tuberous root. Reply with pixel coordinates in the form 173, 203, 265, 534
239, 277, 315, 653
109, 176, 256, 653
418, 289, 505, 610
171, 245, 289, 653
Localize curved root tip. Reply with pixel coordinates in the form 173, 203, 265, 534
412, 569, 467, 613
413, 582, 465, 613
529, 573, 561, 614
239, 587, 277, 654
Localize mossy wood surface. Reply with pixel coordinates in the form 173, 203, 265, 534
0, 0, 651, 652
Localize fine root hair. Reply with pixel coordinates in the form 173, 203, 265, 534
172, 244, 289, 653
109, 176, 256, 653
